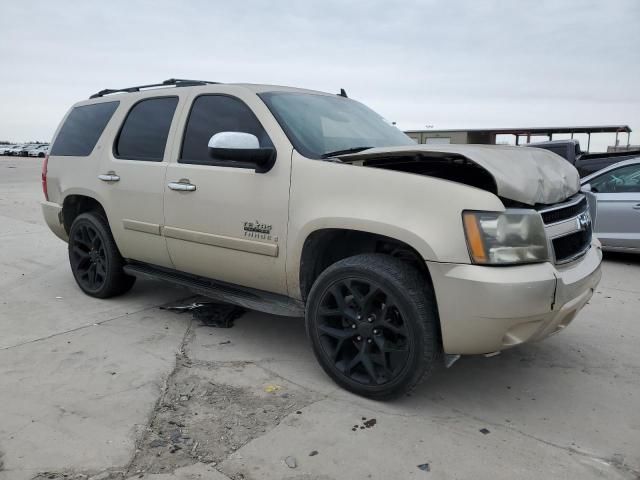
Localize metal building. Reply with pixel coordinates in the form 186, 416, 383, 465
404, 125, 632, 152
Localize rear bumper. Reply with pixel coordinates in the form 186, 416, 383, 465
428, 243, 602, 354
41, 201, 68, 242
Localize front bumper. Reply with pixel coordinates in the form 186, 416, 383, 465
428, 243, 602, 354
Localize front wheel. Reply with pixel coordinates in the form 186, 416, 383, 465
68, 212, 136, 298
305, 254, 441, 400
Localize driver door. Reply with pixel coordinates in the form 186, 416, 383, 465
162, 91, 292, 295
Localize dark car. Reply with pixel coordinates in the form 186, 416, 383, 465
526, 139, 640, 177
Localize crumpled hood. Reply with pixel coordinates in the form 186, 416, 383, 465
339, 144, 580, 205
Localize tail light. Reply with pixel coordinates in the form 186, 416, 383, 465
42, 154, 49, 201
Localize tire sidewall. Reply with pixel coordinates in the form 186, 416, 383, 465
306, 258, 431, 398
68, 213, 116, 297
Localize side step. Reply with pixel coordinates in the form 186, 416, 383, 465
123, 262, 305, 317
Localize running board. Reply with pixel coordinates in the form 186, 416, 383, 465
123, 262, 305, 317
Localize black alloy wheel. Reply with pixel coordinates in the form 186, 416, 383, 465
315, 278, 410, 386
68, 212, 136, 298
70, 222, 108, 292
306, 254, 441, 399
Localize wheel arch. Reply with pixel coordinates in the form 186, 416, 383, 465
295, 226, 434, 303
62, 193, 107, 235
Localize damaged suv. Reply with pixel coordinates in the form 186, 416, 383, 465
42, 79, 602, 399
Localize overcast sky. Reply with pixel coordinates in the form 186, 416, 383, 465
2, 0, 639, 151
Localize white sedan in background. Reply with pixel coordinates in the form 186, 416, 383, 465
0, 145, 17, 155
4, 145, 26, 156
582, 158, 640, 253
27, 145, 49, 157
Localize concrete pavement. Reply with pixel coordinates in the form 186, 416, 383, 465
0, 157, 638, 480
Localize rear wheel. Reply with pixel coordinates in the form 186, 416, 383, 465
305, 254, 441, 399
68, 212, 135, 298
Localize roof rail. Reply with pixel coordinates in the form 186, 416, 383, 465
89, 78, 219, 99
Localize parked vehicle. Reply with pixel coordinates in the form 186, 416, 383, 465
18, 144, 40, 156
581, 158, 640, 253
41, 79, 602, 399
527, 139, 640, 177
5, 144, 27, 156
0, 145, 17, 155
28, 144, 49, 157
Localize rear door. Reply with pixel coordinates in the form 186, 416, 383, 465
590, 163, 640, 250
98, 94, 185, 268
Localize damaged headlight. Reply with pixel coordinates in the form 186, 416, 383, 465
462, 210, 549, 265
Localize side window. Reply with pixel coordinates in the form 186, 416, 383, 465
590, 164, 640, 193
180, 95, 272, 164
50, 101, 119, 156
115, 97, 178, 161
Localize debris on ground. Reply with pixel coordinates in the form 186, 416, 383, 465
479, 428, 491, 435
309, 450, 319, 456
351, 416, 377, 431
160, 298, 246, 328
417, 463, 430, 472
126, 360, 315, 475
284, 456, 297, 468
88, 472, 113, 480
264, 384, 282, 394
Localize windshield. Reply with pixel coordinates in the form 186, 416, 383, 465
259, 91, 415, 159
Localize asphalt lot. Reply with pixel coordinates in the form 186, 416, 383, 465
0, 156, 639, 480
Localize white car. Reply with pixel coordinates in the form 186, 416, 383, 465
28, 145, 49, 157
6, 145, 27, 156
0, 145, 17, 155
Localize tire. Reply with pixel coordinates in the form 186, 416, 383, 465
305, 253, 441, 400
68, 212, 136, 298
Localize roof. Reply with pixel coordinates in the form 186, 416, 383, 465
405, 125, 632, 134
88, 78, 335, 99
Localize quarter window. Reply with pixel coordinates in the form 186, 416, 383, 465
180, 95, 272, 164
115, 97, 178, 161
50, 101, 119, 157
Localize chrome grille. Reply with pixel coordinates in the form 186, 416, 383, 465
540, 197, 587, 225
538, 194, 592, 264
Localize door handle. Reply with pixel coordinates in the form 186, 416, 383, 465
98, 173, 120, 182
633, 203, 640, 210
168, 181, 197, 192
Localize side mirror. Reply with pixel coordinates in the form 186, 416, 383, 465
208, 132, 275, 173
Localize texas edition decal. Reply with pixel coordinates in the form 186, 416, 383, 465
243, 220, 275, 241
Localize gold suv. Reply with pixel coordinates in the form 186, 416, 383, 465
42, 79, 602, 399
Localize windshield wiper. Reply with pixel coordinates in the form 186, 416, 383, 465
320, 146, 374, 159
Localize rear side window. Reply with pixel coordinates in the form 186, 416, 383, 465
590, 164, 640, 193
180, 95, 272, 164
115, 97, 178, 161
50, 101, 119, 156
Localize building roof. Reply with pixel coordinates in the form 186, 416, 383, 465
405, 125, 632, 134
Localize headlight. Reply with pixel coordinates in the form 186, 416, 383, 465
462, 210, 549, 265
